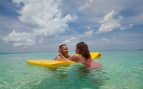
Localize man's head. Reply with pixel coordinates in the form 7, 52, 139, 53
59, 44, 69, 57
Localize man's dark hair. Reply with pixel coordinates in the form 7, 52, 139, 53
59, 44, 66, 49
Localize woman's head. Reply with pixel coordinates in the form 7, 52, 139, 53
76, 42, 91, 59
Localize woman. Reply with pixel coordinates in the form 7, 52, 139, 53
70, 42, 101, 69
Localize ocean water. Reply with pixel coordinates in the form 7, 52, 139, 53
0, 51, 143, 89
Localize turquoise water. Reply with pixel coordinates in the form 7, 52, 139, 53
0, 51, 143, 89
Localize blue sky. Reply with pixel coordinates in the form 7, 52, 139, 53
0, 0, 143, 52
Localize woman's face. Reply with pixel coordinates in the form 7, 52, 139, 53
75, 47, 79, 54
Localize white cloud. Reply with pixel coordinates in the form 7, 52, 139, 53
77, 0, 123, 16
62, 30, 94, 45
85, 30, 94, 37
62, 36, 79, 50
62, 36, 78, 44
125, 12, 143, 25
61, 30, 94, 50
79, 0, 94, 10
120, 24, 134, 30
4, 0, 74, 47
102, 38, 112, 44
3, 30, 35, 47
88, 37, 112, 49
97, 10, 121, 33
73, 0, 142, 31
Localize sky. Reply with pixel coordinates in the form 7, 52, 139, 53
0, 0, 143, 52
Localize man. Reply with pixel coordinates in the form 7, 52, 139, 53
55, 44, 71, 61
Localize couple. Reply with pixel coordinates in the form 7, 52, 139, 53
55, 42, 101, 68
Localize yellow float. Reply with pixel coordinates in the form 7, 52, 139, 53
26, 52, 101, 68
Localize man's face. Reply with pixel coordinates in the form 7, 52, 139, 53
61, 45, 69, 55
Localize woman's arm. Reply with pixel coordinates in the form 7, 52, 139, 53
69, 55, 80, 62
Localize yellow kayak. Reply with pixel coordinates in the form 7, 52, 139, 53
90, 52, 101, 59
27, 60, 75, 68
26, 52, 101, 68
